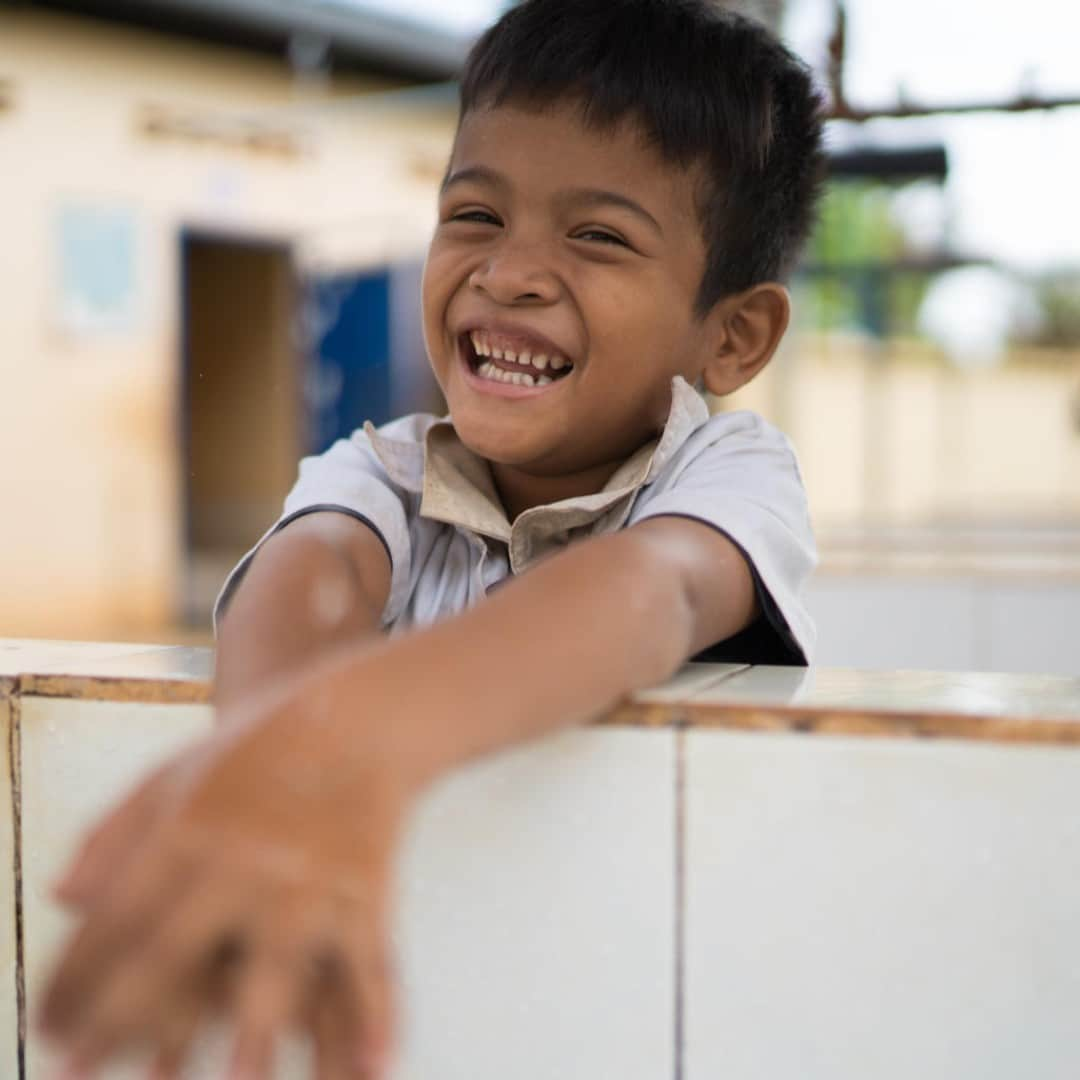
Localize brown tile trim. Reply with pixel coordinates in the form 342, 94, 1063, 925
16, 675, 211, 706
606, 699, 1080, 746
8, 666, 1080, 744
596, 702, 693, 728
6, 692, 25, 1080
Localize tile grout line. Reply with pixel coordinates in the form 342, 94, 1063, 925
8, 688, 25, 1080
673, 720, 687, 1080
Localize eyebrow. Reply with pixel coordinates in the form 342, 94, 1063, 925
441, 167, 663, 236
441, 165, 504, 192
562, 188, 664, 236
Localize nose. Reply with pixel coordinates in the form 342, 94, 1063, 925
468, 240, 560, 305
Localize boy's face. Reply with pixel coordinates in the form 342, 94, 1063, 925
423, 100, 718, 479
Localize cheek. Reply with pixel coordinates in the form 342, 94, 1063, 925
419, 255, 441, 318
422, 248, 468, 321
420, 263, 450, 353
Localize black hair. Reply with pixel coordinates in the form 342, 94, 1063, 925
459, 0, 827, 315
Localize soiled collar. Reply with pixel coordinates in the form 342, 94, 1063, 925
364, 375, 710, 574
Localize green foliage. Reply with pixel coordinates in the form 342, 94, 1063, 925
799, 181, 933, 338
808, 181, 907, 265
1012, 275, 1080, 349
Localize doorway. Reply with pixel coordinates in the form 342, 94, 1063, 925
180, 231, 300, 625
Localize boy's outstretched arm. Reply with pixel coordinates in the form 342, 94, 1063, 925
348, 515, 757, 781
39, 516, 755, 1078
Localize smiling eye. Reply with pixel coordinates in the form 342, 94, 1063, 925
450, 210, 502, 226
573, 229, 628, 246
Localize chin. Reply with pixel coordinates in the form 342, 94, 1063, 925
458, 428, 539, 466
451, 415, 548, 468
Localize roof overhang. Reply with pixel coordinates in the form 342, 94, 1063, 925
21, 0, 475, 81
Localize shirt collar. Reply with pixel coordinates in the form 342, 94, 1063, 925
366, 375, 710, 570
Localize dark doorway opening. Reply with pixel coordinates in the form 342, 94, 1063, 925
180, 231, 300, 625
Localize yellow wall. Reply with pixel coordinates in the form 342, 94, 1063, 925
729, 336, 1080, 532
3, 11, 1077, 640
0, 10, 456, 639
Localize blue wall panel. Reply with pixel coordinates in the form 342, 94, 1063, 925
308, 269, 392, 454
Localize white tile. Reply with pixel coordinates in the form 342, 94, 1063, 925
0, 693, 18, 1076
633, 662, 747, 704
393, 727, 676, 1080
685, 730, 1080, 1080
690, 665, 1080, 721
0, 639, 160, 677
19, 696, 214, 1078
18, 703, 677, 1080
685, 663, 814, 705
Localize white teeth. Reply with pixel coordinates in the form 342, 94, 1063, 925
470, 332, 570, 385
475, 360, 554, 389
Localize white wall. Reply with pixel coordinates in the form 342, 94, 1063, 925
807, 572, 1080, 675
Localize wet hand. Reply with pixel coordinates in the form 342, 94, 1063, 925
38, 677, 411, 1079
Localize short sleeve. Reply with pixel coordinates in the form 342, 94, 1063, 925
212, 429, 413, 636
628, 410, 817, 664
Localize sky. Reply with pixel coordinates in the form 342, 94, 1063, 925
336, 0, 1080, 271
329, 0, 506, 34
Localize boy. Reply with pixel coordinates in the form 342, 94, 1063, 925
41, 1, 825, 1076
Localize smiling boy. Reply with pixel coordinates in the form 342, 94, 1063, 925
41, 2, 825, 1076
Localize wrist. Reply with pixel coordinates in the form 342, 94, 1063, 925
295, 645, 441, 800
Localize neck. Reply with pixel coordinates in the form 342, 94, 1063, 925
490, 459, 624, 521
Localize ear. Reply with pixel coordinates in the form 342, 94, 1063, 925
700, 283, 790, 397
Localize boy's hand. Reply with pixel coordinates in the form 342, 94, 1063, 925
38, 672, 410, 1080
37, 518, 758, 1077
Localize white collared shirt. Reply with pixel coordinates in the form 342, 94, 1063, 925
215, 377, 817, 662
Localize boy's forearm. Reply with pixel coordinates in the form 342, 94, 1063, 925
318, 525, 704, 790
214, 529, 385, 710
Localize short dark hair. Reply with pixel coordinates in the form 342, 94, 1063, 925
459, 0, 826, 315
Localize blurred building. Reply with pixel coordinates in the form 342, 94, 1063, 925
3, 0, 1079, 673
0, 1, 461, 639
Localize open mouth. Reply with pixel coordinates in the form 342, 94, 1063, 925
461, 330, 575, 389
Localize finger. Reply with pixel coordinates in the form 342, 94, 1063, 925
226, 963, 296, 1078
227, 900, 316, 1079
39, 832, 198, 1038
54, 876, 246, 1070
146, 983, 208, 1080
52, 751, 194, 908
308, 958, 355, 1080
336, 926, 398, 1080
